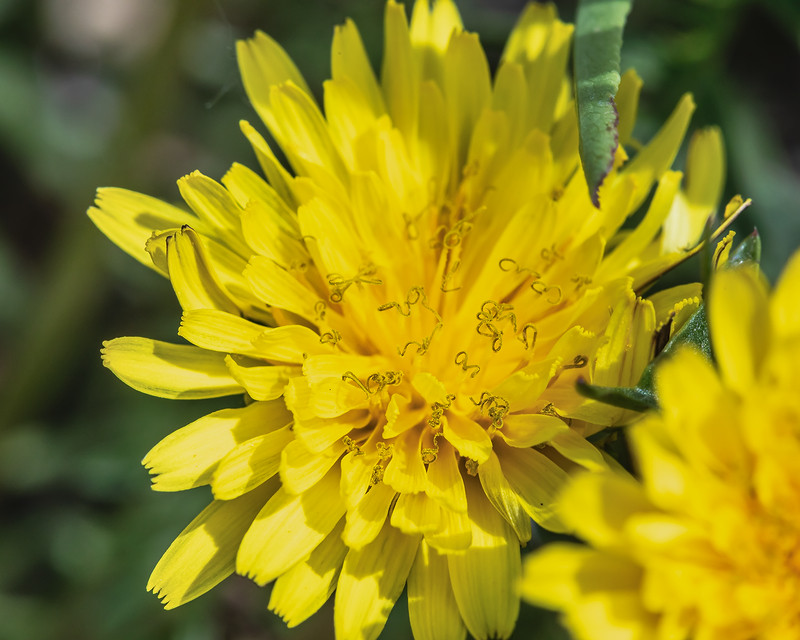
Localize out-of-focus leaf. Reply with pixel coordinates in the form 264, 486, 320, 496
723, 90, 800, 282
574, 0, 632, 207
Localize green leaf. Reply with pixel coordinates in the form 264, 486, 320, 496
574, 0, 633, 207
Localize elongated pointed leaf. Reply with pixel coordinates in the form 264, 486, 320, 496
574, 0, 632, 206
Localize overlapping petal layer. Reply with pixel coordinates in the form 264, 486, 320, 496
91, 1, 736, 638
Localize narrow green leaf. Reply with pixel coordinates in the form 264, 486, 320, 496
574, 0, 632, 207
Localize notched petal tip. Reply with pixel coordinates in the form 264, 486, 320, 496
100, 338, 119, 365
146, 571, 177, 608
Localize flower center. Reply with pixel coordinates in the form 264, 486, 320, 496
292, 176, 589, 473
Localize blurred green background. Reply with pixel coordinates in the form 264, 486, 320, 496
0, 0, 798, 639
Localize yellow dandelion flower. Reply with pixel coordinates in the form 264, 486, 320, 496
89, 1, 735, 638
522, 250, 800, 640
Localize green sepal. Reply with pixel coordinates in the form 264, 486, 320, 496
637, 304, 712, 390
574, 0, 632, 207
726, 228, 761, 268
575, 378, 657, 412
